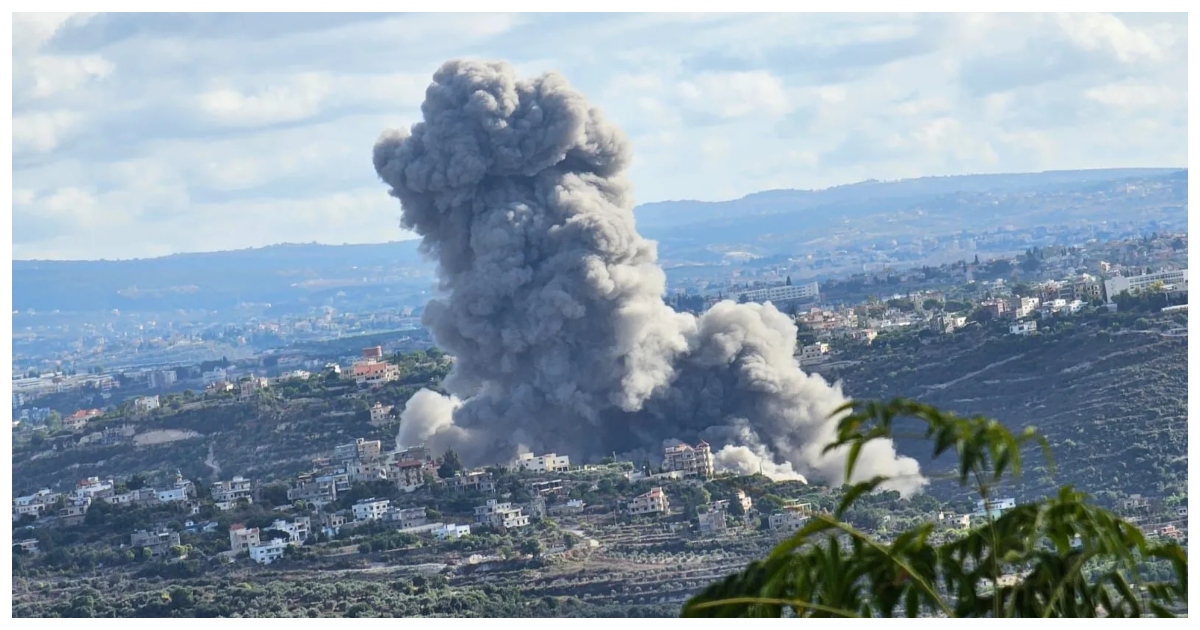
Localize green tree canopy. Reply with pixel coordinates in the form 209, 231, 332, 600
683, 399, 1187, 618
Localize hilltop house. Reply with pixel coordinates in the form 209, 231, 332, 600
131, 529, 181, 557
662, 441, 715, 479
474, 499, 530, 531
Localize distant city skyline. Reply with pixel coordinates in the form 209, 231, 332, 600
12, 12, 1188, 260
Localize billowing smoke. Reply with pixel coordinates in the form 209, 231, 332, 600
375, 60, 926, 496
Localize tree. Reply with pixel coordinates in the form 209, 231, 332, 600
520, 538, 544, 558
438, 449, 464, 479
682, 399, 1188, 618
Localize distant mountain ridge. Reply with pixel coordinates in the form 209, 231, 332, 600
12, 168, 1187, 314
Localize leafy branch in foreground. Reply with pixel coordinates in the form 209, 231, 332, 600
682, 399, 1188, 618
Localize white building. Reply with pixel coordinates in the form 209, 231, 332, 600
628, 487, 670, 516
1105, 268, 1189, 303
938, 512, 971, 529
211, 476, 254, 506
474, 499, 530, 530
736, 490, 753, 514
369, 402, 394, 425
972, 497, 1017, 519
663, 441, 715, 479
12, 489, 61, 520
133, 395, 160, 413
249, 539, 289, 565
266, 516, 311, 543
433, 523, 472, 540
1015, 296, 1041, 318
352, 498, 391, 522
769, 501, 813, 532
510, 452, 571, 473
1009, 321, 1038, 336
736, 281, 820, 305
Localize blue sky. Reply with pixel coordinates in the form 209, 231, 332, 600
11, 12, 1187, 260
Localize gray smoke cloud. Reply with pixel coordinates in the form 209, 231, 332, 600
375, 59, 926, 496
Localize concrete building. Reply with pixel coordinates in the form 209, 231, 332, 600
369, 403, 394, 425
1015, 296, 1041, 319
249, 539, 289, 565
211, 476, 253, 507
937, 511, 971, 529
510, 452, 571, 473
797, 343, 831, 366
386, 507, 429, 529
736, 281, 820, 305
240, 376, 269, 398
334, 438, 383, 462
1105, 268, 1188, 303
229, 524, 261, 553
266, 516, 311, 543
1009, 321, 1038, 336
433, 523, 471, 540
663, 441, 715, 479
697, 502, 728, 534
13, 489, 62, 520
736, 490, 753, 514
628, 487, 670, 516
394, 459, 427, 492
352, 498, 391, 522
474, 499, 531, 530
352, 360, 400, 387
131, 529, 181, 556
972, 497, 1017, 520
769, 501, 813, 532
133, 395, 160, 413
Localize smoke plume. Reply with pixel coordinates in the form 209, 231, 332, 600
375, 59, 926, 496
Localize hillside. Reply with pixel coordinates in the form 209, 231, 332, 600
824, 311, 1188, 503
12, 168, 1186, 314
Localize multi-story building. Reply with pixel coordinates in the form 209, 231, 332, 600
768, 501, 813, 532
1009, 321, 1038, 336
797, 343, 830, 366
394, 459, 427, 492
131, 529, 181, 557
352, 360, 400, 387
352, 498, 391, 522
240, 377, 269, 398
369, 403, 394, 425
12, 489, 61, 520
446, 470, 497, 494
736, 281, 820, 305
628, 487, 670, 516
1015, 296, 1041, 319
347, 459, 390, 484
697, 502, 728, 534
1104, 268, 1189, 303
510, 452, 571, 473
63, 408, 102, 432
211, 476, 254, 508
333, 438, 383, 463
249, 539, 289, 565
937, 511, 971, 529
386, 507, 428, 529
662, 441, 715, 479
265, 516, 311, 543
474, 499, 531, 530
735, 490, 753, 514
133, 395, 160, 413
229, 524, 261, 553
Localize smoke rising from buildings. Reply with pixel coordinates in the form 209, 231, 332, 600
374, 59, 926, 496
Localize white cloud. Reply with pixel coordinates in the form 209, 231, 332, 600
12, 110, 83, 154
677, 70, 791, 120
9, 12, 1187, 259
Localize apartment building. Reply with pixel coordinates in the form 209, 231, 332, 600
133, 395, 160, 413
12, 489, 61, 520
1015, 296, 1041, 319
266, 516, 310, 543
972, 497, 1017, 520
352, 360, 400, 387
394, 459, 427, 492
628, 487, 670, 516
662, 441, 715, 479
